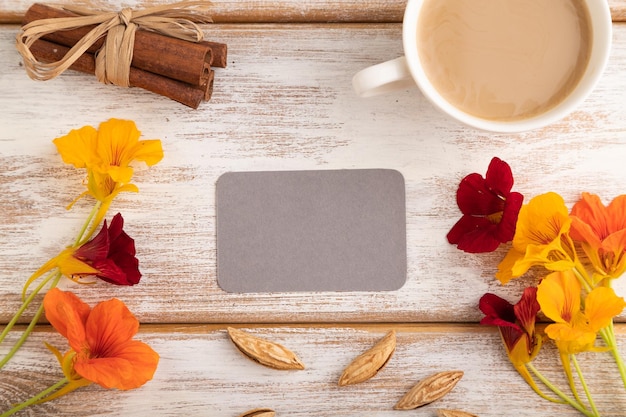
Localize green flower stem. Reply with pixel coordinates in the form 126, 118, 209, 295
0, 272, 61, 369
572, 355, 600, 417
527, 362, 597, 417
599, 321, 626, 389
572, 263, 593, 294
74, 201, 101, 246
0, 269, 57, 348
598, 279, 626, 389
0, 377, 68, 417
0, 201, 102, 369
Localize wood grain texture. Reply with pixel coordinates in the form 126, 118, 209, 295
1, 1, 626, 23
1, 324, 625, 416
2, 22, 626, 324
0, 0, 406, 24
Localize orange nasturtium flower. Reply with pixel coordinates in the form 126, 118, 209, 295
40, 288, 158, 401
570, 192, 626, 284
496, 192, 577, 284
53, 118, 163, 235
537, 270, 626, 355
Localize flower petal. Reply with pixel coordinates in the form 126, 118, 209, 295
108, 214, 137, 257
584, 287, 626, 331
484, 157, 514, 196
74, 340, 159, 390
545, 322, 595, 348
513, 192, 571, 250
456, 173, 505, 216
96, 119, 141, 168
85, 298, 139, 352
56, 251, 100, 277
479, 293, 517, 324
537, 271, 581, 324
513, 287, 540, 336
570, 193, 607, 246
129, 139, 164, 167
43, 288, 90, 352
90, 259, 129, 285
74, 219, 110, 262
496, 191, 523, 242
108, 253, 141, 285
498, 325, 525, 355
52, 125, 98, 169
495, 247, 525, 284
607, 194, 626, 232
447, 215, 502, 253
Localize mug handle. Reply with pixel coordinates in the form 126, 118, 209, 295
352, 56, 416, 97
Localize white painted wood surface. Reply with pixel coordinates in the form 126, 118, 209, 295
1, 3, 626, 415
2, 325, 626, 416
2, 22, 626, 324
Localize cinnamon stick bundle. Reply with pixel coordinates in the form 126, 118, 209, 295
19, 3, 227, 107
30, 39, 212, 108
24, 3, 227, 86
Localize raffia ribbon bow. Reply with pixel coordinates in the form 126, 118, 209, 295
15, 1, 212, 87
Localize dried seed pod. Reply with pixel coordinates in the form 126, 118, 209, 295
227, 327, 305, 370
238, 408, 276, 417
437, 409, 479, 417
394, 370, 464, 410
338, 330, 396, 386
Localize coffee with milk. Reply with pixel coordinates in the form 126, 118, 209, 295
416, 0, 592, 121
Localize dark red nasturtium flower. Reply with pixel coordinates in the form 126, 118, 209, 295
447, 157, 523, 253
71, 213, 141, 286
479, 288, 543, 391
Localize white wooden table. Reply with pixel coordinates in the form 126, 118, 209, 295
2, 1, 626, 416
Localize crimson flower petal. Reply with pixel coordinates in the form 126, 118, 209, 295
110, 253, 141, 285
485, 157, 514, 197
456, 173, 505, 216
110, 229, 137, 258
90, 259, 128, 285
495, 191, 524, 242
107, 213, 136, 255
513, 287, 540, 335
447, 216, 502, 253
479, 293, 517, 325
74, 219, 110, 261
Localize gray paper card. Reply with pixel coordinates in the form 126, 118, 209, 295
216, 169, 407, 293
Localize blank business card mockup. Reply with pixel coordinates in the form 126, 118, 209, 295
216, 169, 407, 293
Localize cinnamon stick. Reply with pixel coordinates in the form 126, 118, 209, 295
200, 41, 228, 68
29, 39, 208, 108
23, 3, 227, 87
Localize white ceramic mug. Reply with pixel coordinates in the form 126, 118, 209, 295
352, 0, 612, 133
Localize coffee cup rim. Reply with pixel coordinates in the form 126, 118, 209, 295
401, 0, 613, 133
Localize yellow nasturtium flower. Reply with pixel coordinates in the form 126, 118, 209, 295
53, 119, 163, 235
537, 270, 626, 355
496, 192, 577, 284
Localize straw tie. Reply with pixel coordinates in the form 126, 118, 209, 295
15, 1, 212, 87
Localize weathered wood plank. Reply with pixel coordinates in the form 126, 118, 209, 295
2, 22, 626, 324
1, 324, 625, 416
1, 1, 626, 23
0, 0, 405, 24
612, 0, 626, 20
